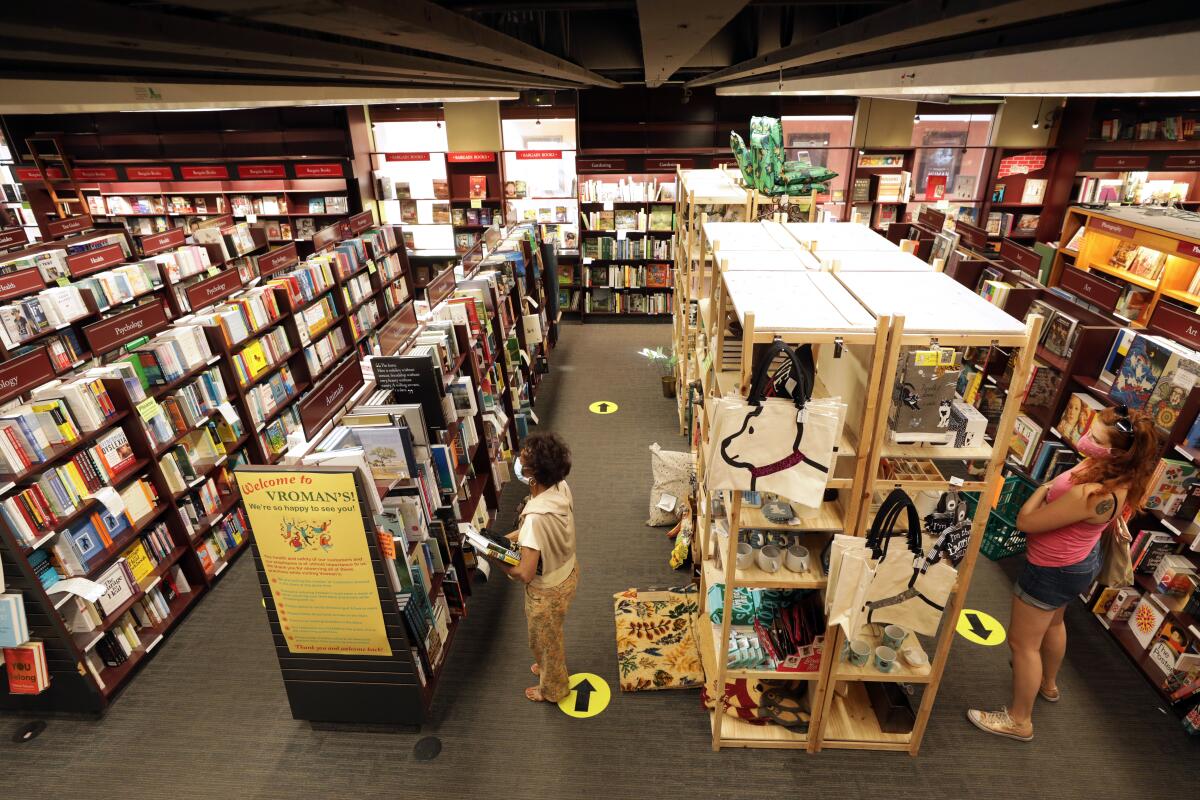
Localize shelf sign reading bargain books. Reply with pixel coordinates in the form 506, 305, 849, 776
66, 243, 126, 277
256, 242, 299, 276
0, 348, 56, 405
0, 227, 29, 249
293, 162, 344, 178
299, 357, 365, 439
384, 152, 430, 162
125, 165, 175, 180
73, 166, 119, 181
185, 269, 244, 312
83, 297, 170, 353
235, 468, 393, 657
139, 227, 186, 257
237, 163, 287, 179
180, 165, 230, 180
446, 151, 496, 163
516, 150, 562, 160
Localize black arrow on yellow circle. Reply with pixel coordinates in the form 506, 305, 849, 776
573, 678, 596, 712
966, 612, 992, 641
597, 402, 609, 413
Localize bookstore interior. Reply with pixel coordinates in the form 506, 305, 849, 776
1, 3, 1199, 797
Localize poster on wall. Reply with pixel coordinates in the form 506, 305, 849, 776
236, 468, 393, 657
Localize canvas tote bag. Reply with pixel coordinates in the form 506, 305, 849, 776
705, 339, 844, 509
826, 536, 874, 637
863, 489, 957, 636
1097, 517, 1134, 587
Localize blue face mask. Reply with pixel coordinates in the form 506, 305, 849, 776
514, 456, 530, 485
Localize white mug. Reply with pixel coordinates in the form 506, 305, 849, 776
784, 544, 810, 573
756, 544, 782, 573
736, 542, 754, 570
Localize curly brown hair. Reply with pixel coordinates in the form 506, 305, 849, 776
1072, 406, 1161, 510
520, 433, 571, 487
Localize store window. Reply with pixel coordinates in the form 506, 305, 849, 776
502, 117, 579, 251
910, 114, 994, 201
778, 115, 855, 208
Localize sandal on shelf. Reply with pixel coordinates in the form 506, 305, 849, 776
757, 687, 810, 731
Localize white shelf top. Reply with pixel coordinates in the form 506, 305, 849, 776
705, 221, 790, 252
724, 271, 876, 333
835, 271, 1026, 336
716, 249, 821, 272
681, 169, 748, 204
821, 250, 933, 272
783, 221, 895, 252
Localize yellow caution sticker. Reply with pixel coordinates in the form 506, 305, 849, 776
557, 672, 611, 718
957, 609, 1006, 646
589, 401, 619, 415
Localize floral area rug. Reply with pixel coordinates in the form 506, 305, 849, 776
613, 587, 704, 692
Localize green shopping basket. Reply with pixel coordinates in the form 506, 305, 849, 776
964, 472, 1038, 561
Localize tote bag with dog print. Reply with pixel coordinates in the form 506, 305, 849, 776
705, 339, 844, 509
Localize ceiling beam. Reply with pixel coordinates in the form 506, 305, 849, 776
3, 2, 576, 89
636, 0, 750, 88
160, 0, 622, 88
715, 29, 1200, 97
686, 0, 1107, 87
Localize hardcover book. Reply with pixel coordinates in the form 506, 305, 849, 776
1111, 334, 1171, 409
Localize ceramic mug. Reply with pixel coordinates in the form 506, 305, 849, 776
874, 645, 897, 672
844, 639, 871, 667
882, 624, 908, 650
784, 544, 811, 573
736, 542, 754, 570
756, 544, 782, 573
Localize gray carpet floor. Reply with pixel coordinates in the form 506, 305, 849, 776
1, 321, 1196, 798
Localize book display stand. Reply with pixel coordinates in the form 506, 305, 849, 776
685, 220, 1042, 753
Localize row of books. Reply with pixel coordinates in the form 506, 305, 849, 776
451, 207, 499, 227
0, 594, 29, 647
579, 178, 675, 203
0, 285, 92, 348
586, 288, 673, 314
304, 326, 349, 377
296, 295, 339, 343
192, 221, 258, 263
127, 324, 214, 390
346, 300, 382, 343
984, 211, 1038, 237
231, 326, 292, 387
341, 270, 375, 310
189, 284, 283, 347
268, 260, 335, 311
259, 404, 302, 461
0, 372, 121, 474
580, 207, 673, 232
143, 368, 233, 451
1098, 116, 1197, 142
81, 261, 163, 313
245, 365, 300, 429
581, 236, 673, 260
991, 179, 1047, 205
195, 509, 249, 575
580, 263, 671, 289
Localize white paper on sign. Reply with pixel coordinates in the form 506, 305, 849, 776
657, 493, 677, 512
46, 577, 106, 603
217, 402, 240, 425
522, 295, 539, 310
89, 487, 125, 517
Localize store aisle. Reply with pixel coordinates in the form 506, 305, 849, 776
1, 322, 1195, 800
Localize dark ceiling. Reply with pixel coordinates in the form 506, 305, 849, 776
1, 1, 1197, 96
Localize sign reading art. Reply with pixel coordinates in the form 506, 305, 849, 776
236, 469, 392, 657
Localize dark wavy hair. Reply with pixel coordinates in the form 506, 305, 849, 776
521, 433, 571, 487
1073, 406, 1161, 510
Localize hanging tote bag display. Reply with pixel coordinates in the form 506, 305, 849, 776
826, 535, 875, 636
863, 489, 958, 636
705, 339, 845, 508
1097, 517, 1134, 588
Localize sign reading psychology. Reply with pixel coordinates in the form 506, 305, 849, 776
236, 469, 392, 657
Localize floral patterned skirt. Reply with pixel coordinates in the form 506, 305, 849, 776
526, 566, 579, 702
613, 587, 704, 692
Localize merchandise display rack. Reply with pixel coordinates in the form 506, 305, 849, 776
685, 218, 1042, 754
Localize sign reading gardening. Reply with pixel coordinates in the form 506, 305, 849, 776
236, 470, 392, 657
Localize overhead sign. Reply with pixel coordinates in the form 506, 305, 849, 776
384, 152, 430, 162
126, 165, 174, 180
238, 163, 287, 179
446, 151, 496, 163
294, 162, 345, 178
516, 150, 562, 160
180, 165, 230, 180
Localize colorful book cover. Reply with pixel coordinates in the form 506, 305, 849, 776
1144, 351, 1200, 432
1110, 335, 1170, 410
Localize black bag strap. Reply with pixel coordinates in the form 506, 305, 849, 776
866, 488, 922, 560
747, 337, 814, 409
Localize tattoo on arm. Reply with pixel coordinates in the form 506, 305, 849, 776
1095, 497, 1115, 517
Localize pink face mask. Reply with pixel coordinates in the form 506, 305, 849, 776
1077, 430, 1113, 459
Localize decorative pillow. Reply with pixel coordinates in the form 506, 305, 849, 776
613, 588, 704, 692
647, 443, 693, 527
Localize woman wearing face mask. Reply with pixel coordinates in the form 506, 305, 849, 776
969, 406, 1159, 741
494, 433, 578, 703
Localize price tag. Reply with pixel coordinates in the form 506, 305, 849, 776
471, 199, 482, 209
603, 200, 614, 211
616, 229, 627, 241
206, 266, 220, 277
217, 402, 240, 425
56, 277, 71, 287
583, 257, 593, 265
367, 261, 377, 274
246, 213, 258, 223
949, 476, 965, 487
136, 396, 162, 422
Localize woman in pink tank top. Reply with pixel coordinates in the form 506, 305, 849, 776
969, 406, 1160, 743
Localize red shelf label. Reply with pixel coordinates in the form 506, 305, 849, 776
1092, 155, 1149, 170
14, 167, 43, 181
180, 165, 229, 180
384, 152, 430, 162
1176, 240, 1200, 259
955, 220, 988, 250
84, 298, 170, 354
516, 150, 562, 160
1087, 216, 1136, 239
185, 269, 243, 312
446, 151, 496, 163
0, 268, 46, 301
646, 157, 694, 171
577, 158, 627, 173
256, 243, 299, 276
426, 267, 456, 308
237, 163, 287, 179
0, 348, 56, 406
45, 215, 93, 238
66, 243, 126, 277
126, 166, 175, 180
74, 166, 119, 181
1060, 266, 1121, 312
1164, 155, 1200, 169
294, 162, 344, 178
918, 208, 946, 231
0, 227, 29, 249
378, 302, 418, 356
311, 222, 342, 250
348, 210, 375, 234
140, 227, 186, 256
999, 239, 1041, 276
711, 156, 738, 167
300, 357, 364, 438
1150, 301, 1200, 350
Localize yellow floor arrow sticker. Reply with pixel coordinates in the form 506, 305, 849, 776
957, 609, 1006, 646
589, 401, 619, 415
557, 672, 611, 718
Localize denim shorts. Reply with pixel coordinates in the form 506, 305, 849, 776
1014, 544, 1101, 611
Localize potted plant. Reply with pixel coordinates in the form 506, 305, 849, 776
638, 347, 679, 398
